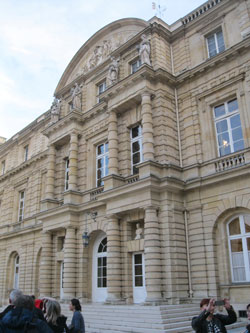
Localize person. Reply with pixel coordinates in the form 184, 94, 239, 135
68, 299, 85, 333
0, 289, 23, 319
45, 299, 68, 333
33, 298, 45, 321
0, 294, 53, 332
245, 303, 250, 333
192, 298, 237, 333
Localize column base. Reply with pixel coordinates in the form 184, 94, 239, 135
105, 294, 125, 305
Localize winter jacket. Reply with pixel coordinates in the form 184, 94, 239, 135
69, 311, 85, 333
192, 307, 237, 333
0, 306, 53, 333
47, 315, 69, 333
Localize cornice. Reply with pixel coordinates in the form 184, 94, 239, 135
0, 150, 48, 183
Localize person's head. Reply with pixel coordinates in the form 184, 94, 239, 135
35, 299, 44, 310
246, 303, 250, 320
9, 289, 23, 305
15, 295, 34, 311
45, 299, 61, 325
69, 298, 81, 312
200, 298, 215, 314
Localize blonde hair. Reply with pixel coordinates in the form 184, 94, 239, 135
45, 299, 61, 326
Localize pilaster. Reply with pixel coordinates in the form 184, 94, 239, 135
63, 227, 77, 299
108, 110, 119, 175
40, 231, 53, 297
141, 92, 154, 161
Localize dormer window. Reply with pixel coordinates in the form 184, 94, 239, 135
24, 145, 29, 161
97, 81, 106, 103
131, 59, 141, 74
206, 28, 225, 57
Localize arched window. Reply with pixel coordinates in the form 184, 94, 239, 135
97, 237, 107, 288
228, 215, 250, 282
14, 255, 20, 289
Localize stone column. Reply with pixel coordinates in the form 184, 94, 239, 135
144, 207, 162, 302
141, 92, 154, 161
107, 215, 122, 302
108, 110, 118, 175
45, 144, 56, 199
68, 132, 78, 191
40, 232, 53, 297
63, 227, 76, 299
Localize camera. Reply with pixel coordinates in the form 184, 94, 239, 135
214, 300, 225, 306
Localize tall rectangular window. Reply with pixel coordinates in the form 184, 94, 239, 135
65, 158, 69, 190
214, 98, 244, 157
24, 145, 29, 161
1, 160, 5, 175
131, 125, 143, 175
206, 29, 225, 57
131, 59, 141, 74
97, 81, 106, 103
18, 191, 25, 222
96, 142, 109, 187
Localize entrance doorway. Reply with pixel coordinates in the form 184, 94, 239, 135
92, 234, 107, 302
132, 252, 147, 303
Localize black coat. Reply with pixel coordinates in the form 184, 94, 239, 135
47, 315, 69, 333
192, 307, 237, 333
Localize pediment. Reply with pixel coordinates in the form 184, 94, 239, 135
55, 18, 148, 95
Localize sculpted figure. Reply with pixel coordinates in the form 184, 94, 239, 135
70, 83, 82, 110
107, 56, 120, 86
135, 223, 143, 240
89, 45, 103, 69
50, 97, 61, 124
139, 34, 151, 66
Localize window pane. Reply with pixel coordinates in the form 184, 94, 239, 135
234, 140, 244, 152
244, 216, 250, 233
103, 278, 107, 287
228, 99, 238, 113
103, 256, 107, 265
135, 265, 142, 276
97, 278, 102, 287
214, 104, 225, 118
98, 257, 102, 265
216, 120, 228, 133
229, 218, 241, 235
218, 132, 229, 146
216, 30, 225, 52
133, 166, 138, 175
219, 145, 231, 156
230, 114, 241, 129
132, 141, 140, 153
97, 169, 102, 179
98, 158, 103, 168
97, 179, 103, 187
232, 128, 243, 142
134, 254, 142, 265
133, 152, 140, 164
97, 144, 104, 155
207, 35, 217, 57
231, 238, 243, 252
132, 126, 139, 138
105, 142, 109, 152
135, 276, 143, 287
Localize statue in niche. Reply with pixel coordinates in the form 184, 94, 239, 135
70, 82, 82, 110
139, 34, 151, 66
135, 223, 143, 240
49, 97, 61, 124
107, 56, 120, 86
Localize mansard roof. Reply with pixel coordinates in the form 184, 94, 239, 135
55, 18, 148, 95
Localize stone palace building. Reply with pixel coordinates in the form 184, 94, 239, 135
0, 0, 250, 317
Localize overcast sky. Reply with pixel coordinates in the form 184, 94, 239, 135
0, 0, 205, 140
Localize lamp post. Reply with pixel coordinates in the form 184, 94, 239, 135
82, 211, 97, 247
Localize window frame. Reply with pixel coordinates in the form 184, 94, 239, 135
18, 190, 25, 222
64, 158, 69, 191
227, 215, 250, 283
131, 59, 141, 74
213, 98, 244, 157
14, 255, 20, 289
24, 145, 29, 162
1, 160, 5, 175
206, 28, 225, 58
97, 81, 106, 103
96, 142, 109, 187
130, 125, 143, 175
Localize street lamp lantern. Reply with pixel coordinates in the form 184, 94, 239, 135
82, 231, 89, 247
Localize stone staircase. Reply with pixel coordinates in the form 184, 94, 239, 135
60, 303, 246, 333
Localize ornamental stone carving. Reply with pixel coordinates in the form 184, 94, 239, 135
49, 97, 61, 124
139, 34, 151, 66
107, 56, 120, 86
70, 83, 82, 110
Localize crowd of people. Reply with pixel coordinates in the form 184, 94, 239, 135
0, 290, 250, 333
0, 289, 85, 333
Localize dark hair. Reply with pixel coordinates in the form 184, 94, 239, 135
247, 303, 250, 310
200, 298, 210, 308
15, 295, 34, 311
71, 298, 81, 311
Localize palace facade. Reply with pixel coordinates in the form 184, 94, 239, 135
0, 0, 250, 315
